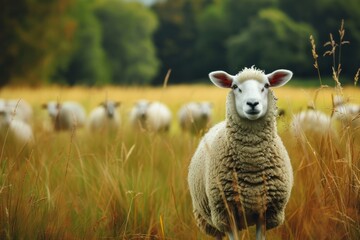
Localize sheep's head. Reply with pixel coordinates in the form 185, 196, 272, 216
101, 101, 120, 118
209, 67, 292, 120
197, 102, 213, 119
134, 100, 151, 120
42, 101, 61, 120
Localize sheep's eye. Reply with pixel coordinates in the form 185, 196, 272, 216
265, 83, 270, 89
232, 84, 242, 93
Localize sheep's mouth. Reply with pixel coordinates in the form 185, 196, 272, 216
246, 110, 260, 115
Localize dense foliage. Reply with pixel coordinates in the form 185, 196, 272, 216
1, 0, 359, 86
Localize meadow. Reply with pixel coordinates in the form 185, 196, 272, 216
0, 83, 359, 239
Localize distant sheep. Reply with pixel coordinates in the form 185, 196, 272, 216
130, 100, 172, 132
332, 95, 360, 130
0, 98, 33, 123
290, 106, 335, 149
0, 107, 33, 148
88, 100, 121, 133
188, 67, 294, 240
178, 102, 213, 134
42, 101, 86, 131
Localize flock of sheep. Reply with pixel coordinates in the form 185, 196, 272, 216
0, 98, 214, 148
290, 94, 360, 147
1, 66, 360, 240
2, 92, 357, 152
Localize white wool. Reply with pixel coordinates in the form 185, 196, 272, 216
0, 109, 33, 147
234, 66, 267, 83
130, 100, 172, 132
44, 101, 86, 131
290, 108, 333, 136
88, 101, 120, 132
178, 101, 212, 134
290, 108, 336, 149
0, 98, 33, 123
188, 67, 293, 239
332, 95, 360, 130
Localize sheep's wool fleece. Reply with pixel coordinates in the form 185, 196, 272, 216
188, 90, 293, 236
234, 67, 267, 83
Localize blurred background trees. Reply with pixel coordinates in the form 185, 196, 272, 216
1, 0, 359, 87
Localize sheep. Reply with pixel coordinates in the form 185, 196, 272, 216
0, 98, 33, 123
178, 101, 213, 134
187, 67, 294, 240
129, 100, 172, 132
88, 100, 121, 133
332, 95, 360, 130
42, 101, 86, 131
0, 107, 34, 149
290, 106, 335, 151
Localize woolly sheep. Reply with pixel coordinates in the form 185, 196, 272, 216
178, 101, 213, 134
0, 98, 33, 123
88, 100, 121, 133
188, 67, 294, 240
290, 106, 335, 149
42, 101, 86, 131
332, 95, 360, 130
0, 107, 33, 148
130, 100, 172, 132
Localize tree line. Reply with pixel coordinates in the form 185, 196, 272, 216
1, 0, 359, 87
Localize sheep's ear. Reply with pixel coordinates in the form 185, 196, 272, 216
209, 71, 234, 88
267, 69, 293, 87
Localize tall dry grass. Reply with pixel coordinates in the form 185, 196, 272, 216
0, 83, 359, 239
1, 20, 359, 240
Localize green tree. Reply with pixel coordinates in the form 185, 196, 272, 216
0, 0, 74, 86
52, 0, 110, 86
279, 0, 360, 79
226, 8, 314, 75
195, 1, 229, 78
194, 0, 279, 79
152, 0, 212, 84
223, 0, 279, 32
95, 0, 159, 85
332, 0, 360, 78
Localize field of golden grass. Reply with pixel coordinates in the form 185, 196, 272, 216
0, 84, 359, 239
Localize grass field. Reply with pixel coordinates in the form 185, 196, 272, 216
0, 84, 359, 239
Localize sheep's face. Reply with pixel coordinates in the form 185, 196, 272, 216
231, 79, 269, 120
197, 102, 213, 119
0, 110, 11, 126
101, 101, 120, 118
133, 100, 151, 120
209, 67, 293, 121
42, 101, 61, 120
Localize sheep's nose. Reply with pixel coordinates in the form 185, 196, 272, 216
247, 101, 259, 109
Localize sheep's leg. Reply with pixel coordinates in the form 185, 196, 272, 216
256, 217, 266, 240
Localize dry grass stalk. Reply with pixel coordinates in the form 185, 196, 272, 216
310, 35, 322, 86
354, 68, 360, 86
323, 19, 350, 89
163, 69, 172, 88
